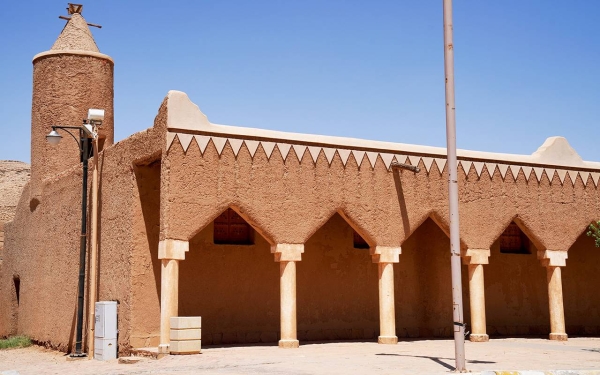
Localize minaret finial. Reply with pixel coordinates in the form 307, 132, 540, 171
58, 3, 102, 28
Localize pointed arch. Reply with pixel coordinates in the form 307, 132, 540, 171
400, 210, 468, 251
492, 215, 546, 253
186, 203, 276, 246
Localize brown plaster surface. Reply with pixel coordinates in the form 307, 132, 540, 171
563, 232, 600, 335
0, 161, 30, 257
0, 97, 165, 352
30, 53, 113, 200
484, 240, 550, 336
297, 213, 379, 341
179, 222, 279, 345
51, 14, 99, 52
163, 135, 600, 252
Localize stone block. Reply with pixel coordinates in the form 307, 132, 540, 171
170, 329, 201, 341
170, 339, 201, 354
170, 316, 201, 329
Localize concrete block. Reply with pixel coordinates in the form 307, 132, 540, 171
170, 316, 201, 329
170, 329, 201, 341
170, 340, 201, 355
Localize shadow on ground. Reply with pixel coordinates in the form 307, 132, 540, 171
376, 353, 496, 371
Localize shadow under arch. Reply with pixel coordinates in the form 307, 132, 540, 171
178, 205, 279, 346
297, 210, 379, 342
483, 216, 550, 338
563, 223, 600, 337
394, 216, 468, 338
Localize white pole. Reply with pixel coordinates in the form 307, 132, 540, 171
442, 0, 467, 371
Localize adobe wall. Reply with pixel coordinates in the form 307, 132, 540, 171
162, 134, 600, 338
563, 232, 600, 335
0, 161, 30, 259
484, 240, 550, 336
0, 101, 165, 352
178, 213, 379, 345
30, 54, 113, 200
179, 223, 279, 345
162, 138, 600, 253
298, 213, 379, 341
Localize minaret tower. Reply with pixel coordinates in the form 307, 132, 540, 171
30, 4, 113, 202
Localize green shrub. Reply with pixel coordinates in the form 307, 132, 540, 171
588, 221, 600, 248
0, 336, 31, 350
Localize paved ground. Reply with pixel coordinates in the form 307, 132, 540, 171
1, 338, 599, 375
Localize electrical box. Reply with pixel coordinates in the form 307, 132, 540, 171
94, 301, 117, 360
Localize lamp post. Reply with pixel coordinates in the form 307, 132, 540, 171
46, 109, 103, 358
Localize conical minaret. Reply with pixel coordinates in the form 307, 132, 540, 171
30, 7, 114, 203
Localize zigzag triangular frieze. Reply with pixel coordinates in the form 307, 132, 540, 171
165, 133, 598, 189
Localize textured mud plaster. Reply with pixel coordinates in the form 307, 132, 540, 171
51, 13, 100, 52
0, 101, 165, 352
297, 214, 379, 341
395, 218, 470, 338
179, 223, 279, 345
484, 240, 550, 336
0, 161, 30, 257
563, 232, 600, 335
30, 12, 113, 202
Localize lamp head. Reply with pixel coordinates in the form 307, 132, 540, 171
87, 109, 104, 125
46, 129, 62, 145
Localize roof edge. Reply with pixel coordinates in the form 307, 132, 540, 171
33, 50, 114, 64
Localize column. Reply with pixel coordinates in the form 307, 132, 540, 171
272, 244, 304, 348
158, 239, 189, 354
547, 266, 567, 341
539, 250, 568, 341
371, 246, 401, 344
463, 249, 490, 342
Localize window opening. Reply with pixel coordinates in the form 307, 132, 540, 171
213, 208, 254, 245
500, 222, 531, 254
13, 276, 20, 305
353, 230, 370, 249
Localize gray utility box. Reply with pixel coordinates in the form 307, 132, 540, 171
94, 301, 117, 360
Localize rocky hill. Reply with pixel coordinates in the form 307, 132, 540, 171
0, 160, 30, 257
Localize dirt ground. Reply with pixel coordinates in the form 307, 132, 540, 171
1, 338, 599, 375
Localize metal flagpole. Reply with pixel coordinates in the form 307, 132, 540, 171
442, 0, 467, 371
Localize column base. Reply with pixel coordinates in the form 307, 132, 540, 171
549, 333, 568, 341
377, 336, 398, 345
158, 344, 170, 354
469, 334, 489, 342
278, 339, 299, 348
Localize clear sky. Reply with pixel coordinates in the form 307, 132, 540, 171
1, 1, 598, 163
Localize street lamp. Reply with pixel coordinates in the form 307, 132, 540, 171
46, 109, 104, 358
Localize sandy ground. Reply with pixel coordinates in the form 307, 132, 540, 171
1, 338, 599, 375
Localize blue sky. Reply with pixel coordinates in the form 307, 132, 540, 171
1, 1, 598, 162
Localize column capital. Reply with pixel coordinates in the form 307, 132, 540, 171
271, 244, 304, 262
461, 248, 490, 265
538, 250, 568, 267
159, 239, 189, 260
371, 246, 401, 264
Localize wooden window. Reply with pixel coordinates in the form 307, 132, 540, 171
353, 230, 370, 249
500, 222, 530, 254
213, 208, 253, 245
